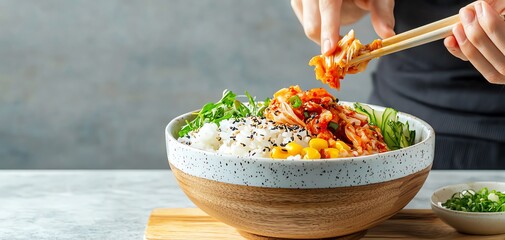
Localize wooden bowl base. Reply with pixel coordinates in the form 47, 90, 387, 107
237, 230, 367, 240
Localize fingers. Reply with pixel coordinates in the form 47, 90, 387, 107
461, 5, 505, 73
291, 0, 303, 24
481, 0, 505, 15
292, 0, 397, 54
369, 0, 395, 39
297, 0, 344, 51
476, 1, 505, 56
319, 0, 343, 55
302, 0, 322, 45
453, 23, 497, 83
444, 36, 468, 61
455, 2, 505, 84
353, 0, 369, 11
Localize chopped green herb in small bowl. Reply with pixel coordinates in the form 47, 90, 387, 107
431, 182, 505, 235
442, 187, 505, 212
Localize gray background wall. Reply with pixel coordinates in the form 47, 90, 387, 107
1, 0, 378, 169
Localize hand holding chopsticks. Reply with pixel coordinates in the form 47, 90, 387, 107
294, 0, 505, 84
349, 2, 505, 72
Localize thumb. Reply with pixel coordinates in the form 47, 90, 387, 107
369, 0, 395, 39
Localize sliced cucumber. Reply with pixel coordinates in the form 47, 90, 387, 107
354, 103, 378, 125
354, 103, 415, 150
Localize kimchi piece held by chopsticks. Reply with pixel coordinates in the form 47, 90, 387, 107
309, 30, 382, 90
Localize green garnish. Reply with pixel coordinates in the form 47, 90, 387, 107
289, 95, 302, 108
328, 122, 339, 131
178, 90, 270, 137
354, 103, 415, 150
442, 188, 505, 212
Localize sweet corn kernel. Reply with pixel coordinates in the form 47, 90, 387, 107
337, 140, 351, 150
271, 146, 289, 159
309, 138, 328, 151
302, 147, 321, 159
285, 142, 303, 155
322, 148, 340, 158
334, 142, 343, 151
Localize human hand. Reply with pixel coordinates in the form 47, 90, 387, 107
444, 0, 505, 84
291, 0, 395, 55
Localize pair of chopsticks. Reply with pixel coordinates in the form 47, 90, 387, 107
348, 14, 461, 65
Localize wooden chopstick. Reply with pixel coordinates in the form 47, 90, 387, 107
349, 23, 455, 65
348, 14, 460, 66
381, 14, 459, 46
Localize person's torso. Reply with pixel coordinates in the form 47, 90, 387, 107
372, 0, 505, 143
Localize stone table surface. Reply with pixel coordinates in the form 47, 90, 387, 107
0, 170, 503, 239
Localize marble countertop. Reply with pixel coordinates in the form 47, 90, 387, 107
1, 170, 503, 239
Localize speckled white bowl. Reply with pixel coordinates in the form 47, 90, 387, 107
166, 102, 435, 239
431, 182, 505, 235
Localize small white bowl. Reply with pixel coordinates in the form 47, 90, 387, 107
431, 182, 505, 235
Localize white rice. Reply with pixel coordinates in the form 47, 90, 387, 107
178, 117, 311, 158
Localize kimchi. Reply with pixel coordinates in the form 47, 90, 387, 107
264, 86, 389, 156
309, 30, 382, 90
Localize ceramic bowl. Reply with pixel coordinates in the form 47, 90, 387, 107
431, 182, 505, 235
166, 102, 435, 239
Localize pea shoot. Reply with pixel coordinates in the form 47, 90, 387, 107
178, 90, 270, 137
442, 188, 505, 212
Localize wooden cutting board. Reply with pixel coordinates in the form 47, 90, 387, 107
144, 208, 505, 240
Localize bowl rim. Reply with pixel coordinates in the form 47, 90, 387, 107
166, 101, 435, 162
431, 181, 505, 216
